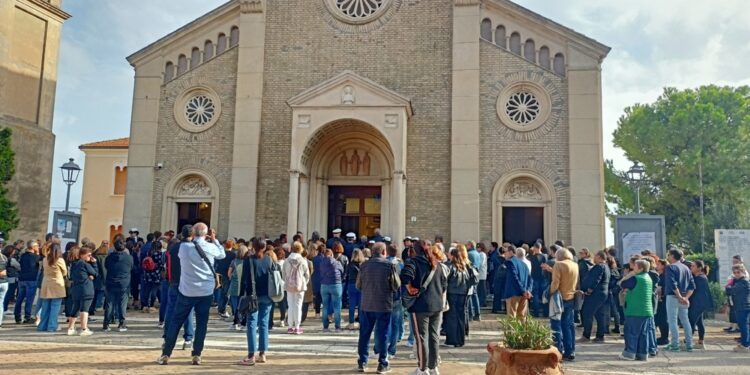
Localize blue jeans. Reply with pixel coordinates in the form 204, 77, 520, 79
469, 292, 481, 319
736, 309, 750, 347
37, 298, 62, 332
647, 317, 657, 354
477, 279, 488, 307
163, 286, 194, 341
551, 300, 575, 357
246, 300, 273, 354
14, 280, 37, 320
531, 278, 549, 317
321, 284, 342, 329
142, 282, 159, 308
0, 283, 8, 325
388, 301, 404, 355
622, 316, 649, 360
159, 280, 169, 322
358, 311, 392, 367
229, 295, 241, 324
3, 281, 16, 312
162, 293, 211, 357
347, 283, 361, 324
666, 295, 692, 348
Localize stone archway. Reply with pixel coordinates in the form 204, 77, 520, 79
161, 170, 220, 233
492, 170, 557, 246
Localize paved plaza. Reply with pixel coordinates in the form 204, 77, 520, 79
1, 306, 747, 375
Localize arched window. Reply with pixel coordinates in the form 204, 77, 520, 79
190, 47, 201, 69
524, 39, 536, 63
204, 40, 214, 60
229, 26, 239, 47
177, 54, 188, 75
509, 32, 521, 55
217, 33, 227, 54
164, 62, 175, 83
495, 25, 506, 49
538, 46, 550, 69
480, 18, 493, 41
553, 53, 566, 76
114, 166, 127, 195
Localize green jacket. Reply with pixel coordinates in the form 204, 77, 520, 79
624, 272, 654, 317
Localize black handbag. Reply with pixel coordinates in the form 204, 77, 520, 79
238, 258, 258, 315
401, 267, 437, 310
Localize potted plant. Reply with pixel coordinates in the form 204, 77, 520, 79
486, 318, 564, 375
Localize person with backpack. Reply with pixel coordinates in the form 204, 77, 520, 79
142, 240, 163, 313
238, 238, 274, 366
282, 241, 310, 334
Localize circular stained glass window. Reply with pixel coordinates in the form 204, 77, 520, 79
505, 91, 540, 125
336, 0, 385, 19
185, 95, 215, 126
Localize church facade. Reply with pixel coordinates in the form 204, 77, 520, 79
123, 0, 610, 248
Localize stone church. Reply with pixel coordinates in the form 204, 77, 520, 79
123, 0, 610, 248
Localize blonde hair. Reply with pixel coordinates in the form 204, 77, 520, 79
292, 241, 304, 254
351, 249, 365, 263
457, 244, 471, 266
237, 245, 249, 260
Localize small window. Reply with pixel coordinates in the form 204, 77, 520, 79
177, 54, 188, 75
109, 225, 123, 245
495, 26, 506, 49
229, 26, 239, 47
164, 62, 175, 83
217, 33, 227, 54
509, 32, 521, 55
190, 47, 201, 69
538, 46, 551, 69
114, 166, 127, 195
480, 18, 493, 41
204, 40, 214, 60
524, 39, 536, 63
553, 53, 566, 76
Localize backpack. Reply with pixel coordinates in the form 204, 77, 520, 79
142, 256, 156, 272
285, 258, 305, 293
268, 262, 285, 302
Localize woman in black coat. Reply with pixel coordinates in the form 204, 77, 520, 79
491, 246, 508, 313
689, 260, 714, 348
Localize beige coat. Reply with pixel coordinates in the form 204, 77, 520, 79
39, 258, 67, 299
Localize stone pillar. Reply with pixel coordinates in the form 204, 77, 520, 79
450, 0, 481, 241
228, 0, 266, 238
287, 170, 300, 237
391, 171, 406, 248
567, 50, 605, 249
298, 175, 310, 238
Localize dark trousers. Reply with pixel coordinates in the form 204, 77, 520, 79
477, 280, 488, 307
214, 281, 230, 314
531, 278, 549, 317
551, 300, 576, 357
689, 308, 707, 341
130, 272, 140, 302
142, 282, 159, 308
357, 311, 391, 367
444, 293, 468, 346
159, 280, 169, 323
14, 280, 36, 320
162, 286, 194, 341
162, 292, 211, 357
412, 311, 442, 371
608, 294, 621, 329
3, 281, 17, 312
655, 297, 669, 342
105, 288, 129, 325
313, 290, 322, 314
581, 294, 608, 339
301, 302, 310, 323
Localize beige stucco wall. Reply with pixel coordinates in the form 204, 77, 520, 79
0, 0, 69, 241
79, 148, 127, 242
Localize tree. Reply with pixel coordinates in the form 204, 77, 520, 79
0, 127, 19, 236
606, 86, 750, 252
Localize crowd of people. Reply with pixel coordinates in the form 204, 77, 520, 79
0, 228, 749, 374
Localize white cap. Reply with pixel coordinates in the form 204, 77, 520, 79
368, 240, 375, 244
332, 228, 342, 234
383, 236, 392, 242
346, 232, 356, 238
129, 228, 139, 233
412, 237, 420, 242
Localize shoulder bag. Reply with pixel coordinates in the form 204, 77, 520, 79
194, 241, 222, 289
238, 258, 258, 315
401, 266, 437, 310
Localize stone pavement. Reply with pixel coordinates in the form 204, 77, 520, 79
0, 306, 748, 375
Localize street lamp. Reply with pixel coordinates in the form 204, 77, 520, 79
60, 158, 81, 212
627, 161, 645, 214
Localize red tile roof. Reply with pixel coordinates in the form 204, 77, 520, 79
79, 137, 130, 150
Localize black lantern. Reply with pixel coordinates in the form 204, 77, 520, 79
626, 161, 645, 213
60, 158, 81, 212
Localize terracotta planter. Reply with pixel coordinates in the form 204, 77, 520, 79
486, 342, 563, 375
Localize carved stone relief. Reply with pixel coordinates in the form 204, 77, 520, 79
177, 176, 212, 196
338, 150, 373, 176
503, 179, 543, 201
342, 85, 356, 104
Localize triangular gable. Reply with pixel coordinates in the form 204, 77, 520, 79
288, 71, 414, 117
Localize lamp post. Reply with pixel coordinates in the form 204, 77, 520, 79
60, 158, 81, 212
627, 161, 645, 214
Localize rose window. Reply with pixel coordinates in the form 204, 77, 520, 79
336, 0, 385, 19
505, 91, 540, 125
185, 95, 215, 126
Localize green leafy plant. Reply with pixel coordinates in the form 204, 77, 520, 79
708, 281, 726, 315
498, 317, 554, 350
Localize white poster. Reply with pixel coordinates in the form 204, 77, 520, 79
622, 232, 657, 261
715, 229, 750, 285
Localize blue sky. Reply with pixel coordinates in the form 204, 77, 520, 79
49, 0, 750, 243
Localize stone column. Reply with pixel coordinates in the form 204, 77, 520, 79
450, 0, 481, 241
297, 175, 310, 238
287, 170, 300, 237
228, 0, 266, 238
391, 171, 406, 248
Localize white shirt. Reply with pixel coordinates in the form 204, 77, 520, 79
178, 236, 225, 297
478, 252, 488, 280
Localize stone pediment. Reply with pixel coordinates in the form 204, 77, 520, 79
287, 71, 414, 117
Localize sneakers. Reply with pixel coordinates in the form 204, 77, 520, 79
663, 344, 680, 352
157, 355, 169, 365
377, 364, 392, 374
80, 328, 93, 336
219, 312, 231, 319
407, 368, 429, 375
257, 353, 267, 363
618, 353, 635, 361
183, 340, 193, 351
102, 325, 111, 332
287, 327, 295, 334
157, 322, 164, 329
235, 324, 243, 331
117, 322, 128, 332
357, 361, 368, 372
428, 368, 440, 375
149, 307, 158, 314
576, 337, 591, 343
191, 355, 201, 365
592, 337, 605, 343
67, 328, 77, 336
733, 345, 750, 353
238, 356, 255, 366
279, 320, 286, 327
406, 341, 414, 348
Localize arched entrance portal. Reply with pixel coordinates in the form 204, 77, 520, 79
492, 171, 557, 247
161, 170, 219, 233
288, 119, 402, 240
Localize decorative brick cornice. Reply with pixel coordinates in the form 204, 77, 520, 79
240, 0, 263, 13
